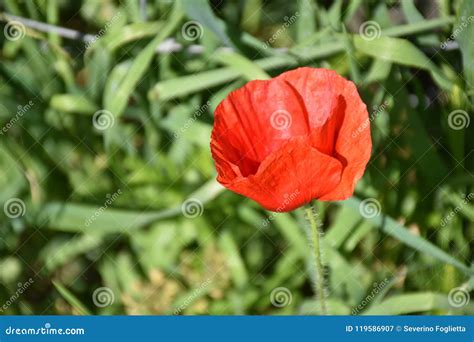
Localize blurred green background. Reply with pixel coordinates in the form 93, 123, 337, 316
0, 0, 473, 315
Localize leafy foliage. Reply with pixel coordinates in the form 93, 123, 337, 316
0, 0, 472, 315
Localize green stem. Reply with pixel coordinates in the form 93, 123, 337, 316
304, 204, 327, 315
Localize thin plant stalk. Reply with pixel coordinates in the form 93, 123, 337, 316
304, 204, 327, 315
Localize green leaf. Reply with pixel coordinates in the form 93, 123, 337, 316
353, 35, 452, 90
149, 67, 241, 102
401, 0, 438, 45
50, 94, 98, 115
34, 180, 223, 233
363, 292, 450, 315
344, 0, 363, 23
148, 55, 296, 101
103, 61, 132, 111
343, 197, 473, 276
103, 2, 184, 117
52, 281, 91, 315
300, 298, 350, 315
325, 206, 360, 248
41, 235, 103, 273
212, 50, 270, 81
401, 0, 425, 23
456, 0, 474, 101
344, 221, 372, 252
84, 44, 112, 101
382, 16, 454, 37
328, 0, 343, 30
363, 59, 392, 85
219, 230, 249, 289
149, 18, 454, 101
405, 107, 448, 187
240, 0, 262, 34
296, 0, 316, 42
182, 0, 236, 49
101, 22, 163, 51
340, 27, 360, 83
445, 192, 474, 221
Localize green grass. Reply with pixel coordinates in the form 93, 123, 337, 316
0, 0, 472, 315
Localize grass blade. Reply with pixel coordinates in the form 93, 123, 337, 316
52, 281, 91, 315
343, 197, 473, 276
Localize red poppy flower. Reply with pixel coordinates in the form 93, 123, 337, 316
210, 67, 372, 212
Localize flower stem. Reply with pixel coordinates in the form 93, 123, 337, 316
304, 204, 327, 315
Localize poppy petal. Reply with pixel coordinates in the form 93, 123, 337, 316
211, 78, 311, 177
278, 67, 372, 200
223, 136, 344, 212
